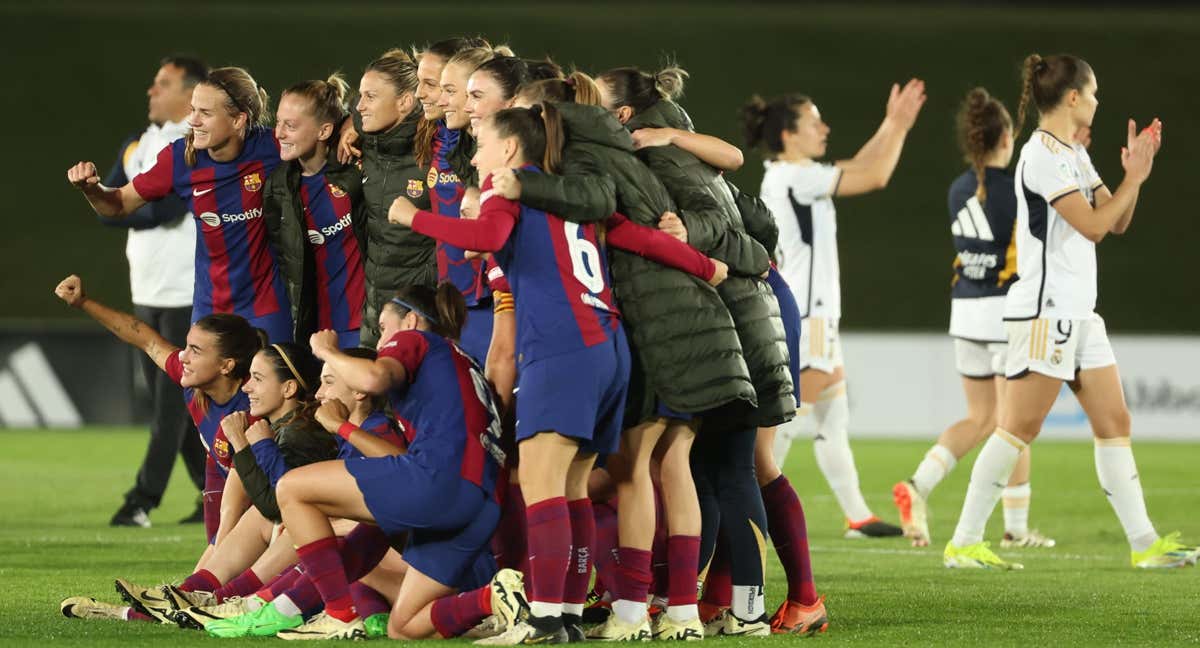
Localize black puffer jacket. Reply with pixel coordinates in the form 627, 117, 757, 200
626, 101, 795, 427
264, 159, 366, 346
233, 407, 340, 522
517, 103, 756, 421
358, 109, 435, 347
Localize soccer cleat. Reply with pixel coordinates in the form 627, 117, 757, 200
276, 611, 367, 641
844, 516, 905, 539
474, 615, 568, 645
893, 481, 931, 547
651, 613, 704, 641
701, 608, 729, 637
172, 596, 256, 630
490, 568, 529, 632
60, 596, 128, 621
114, 578, 173, 623
465, 615, 505, 639
1132, 532, 1200, 569
1000, 529, 1057, 549
943, 541, 1023, 570
110, 503, 151, 528
769, 597, 829, 636
709, 610, 770, 637
205, 601, 303, 638
562, 614, 585, 643
582, 589, 612, 625
584, 613, 652, 641
161, 583, 216, 611
363, 612, 390, 639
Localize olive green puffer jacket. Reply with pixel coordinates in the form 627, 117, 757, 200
357, 109, 435, 347
517, 103, 756, 421
626, 101, 795, 427
264, 159, 366, 346
233, 408, 340, 522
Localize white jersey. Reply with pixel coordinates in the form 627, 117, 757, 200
760, 160, 843, 319
124, 120, 196, 308
1004, 131, 1104, 321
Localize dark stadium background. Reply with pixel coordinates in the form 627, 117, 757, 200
4, 2, 1197, 332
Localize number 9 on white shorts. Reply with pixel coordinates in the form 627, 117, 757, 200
1005, 312, 1116, 381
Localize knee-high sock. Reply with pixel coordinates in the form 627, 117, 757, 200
179, 568, 221, 593
349, 582, 391, 619
563, 499, 594, 617
612, 547, 652, 624
911, 444, 957, 499
950, 429, 1025, 547
492, 481, 527, 571
666, 535, 700, 622
295, 537, 356, 622
1094, 438, 1157, 552
339, 524, 392, 583
592, 499, 620, 599
431, 585, 492, 638
525, 497, 570, 618
260, 565, 303, 602
761, 475, 817, 605
773, 408, 808, 468
1002, 483, 1031, 537
700, 533, 731, 608
808, 382, 872, 522
214, 568, 263, 602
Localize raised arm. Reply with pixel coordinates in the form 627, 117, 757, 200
835, 79, 926, 197
504, 151, 617, 224
309, 330, 405, 395
54, 275, 177, 371
1055, 120, 1159, 243
632, 127, 744, 172
606, 212, 724, 284
67, 161, 148, 218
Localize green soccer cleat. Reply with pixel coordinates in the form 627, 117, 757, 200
205, 601, 303, 638
1132, 532, 1200, 569
364, 612, 390, 639
943, 541, 1023, 570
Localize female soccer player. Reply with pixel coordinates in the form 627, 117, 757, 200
270, 283, 506, 640
746, 79, 926, 537
892, 88, 1051, 549
943, 54, 1192, 570
266, 74, 366, 349
67, 67, 293, 342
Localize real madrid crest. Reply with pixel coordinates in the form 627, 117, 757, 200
1050, 348, 1063, 366
243, 172, 263, 193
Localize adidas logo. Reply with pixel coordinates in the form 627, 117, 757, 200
0, 343, 82, 427
1046, 297, 1056, 308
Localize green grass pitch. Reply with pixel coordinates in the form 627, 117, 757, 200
1, 429, 1197, 645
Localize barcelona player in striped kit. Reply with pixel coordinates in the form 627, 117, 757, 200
68, 67, 292, 343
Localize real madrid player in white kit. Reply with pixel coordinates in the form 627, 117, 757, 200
893, 88, 1054, 549
944, 53, 1197, 570
745, 79, 925, 536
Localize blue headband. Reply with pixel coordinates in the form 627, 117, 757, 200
389, 297, 440, 325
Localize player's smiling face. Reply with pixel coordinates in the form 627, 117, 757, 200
466, 70, 513, 135
416, 54, 447, 121
438, 61, 473, 131
470, 120, 515, 179
316, 362, 357, 412
275, 93, 330, 163
188, 84, 242, 152
178, 326, 224, 389
357, 71, 410, 134
785, 101, 831, 160
244, 351, 292, 419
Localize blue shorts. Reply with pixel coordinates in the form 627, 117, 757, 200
337, 329, 361, 350
515, 326, 630, 456
460, 303, 495, 367
766, 267, 802, 403
346, 455, 499, 589
655, 400, 695, 422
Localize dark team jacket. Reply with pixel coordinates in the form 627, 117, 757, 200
232, 407, 340, 522
948, 167, 1018, 299
264, 159, 367, 347
517, 102, 756, 423
626, 100, 795, 427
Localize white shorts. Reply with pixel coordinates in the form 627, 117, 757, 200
953, 338, 1006, 378
800, 317, 843, 374
1005, 312, 1117, 381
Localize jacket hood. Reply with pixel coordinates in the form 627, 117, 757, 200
554, 102, 634, 152
625, 100, 695, 133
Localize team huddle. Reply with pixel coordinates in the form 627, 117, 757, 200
55, 36, 1196, 643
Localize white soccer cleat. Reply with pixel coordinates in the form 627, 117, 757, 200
1000, 529, 1057, 548
275, 611, 367, 640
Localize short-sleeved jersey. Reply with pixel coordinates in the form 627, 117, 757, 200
483, 168, 621, 364
760, 160, 843, 318
1005, 131, 1105, 321
430, 123, 489, 307
165, 351, 251, 477
132, 126, 290, 321
299, 170, 365, 334
335, 409, 406, 460
377, 330, 503, 494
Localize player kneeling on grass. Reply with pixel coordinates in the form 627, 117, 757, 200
943, 53, 1198, 571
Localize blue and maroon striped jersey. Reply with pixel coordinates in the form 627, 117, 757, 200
132, 126, 290, 322
429, 122, 488, 307
299, 170, 365, 335
377, 330, 502, 495
165, 351, 252, 478
336, 409, 406, 460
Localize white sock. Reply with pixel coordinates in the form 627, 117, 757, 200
530, 601, 563, 619
730, 585, 764, 621
911, 444, 957, 499
245, 596, 264, 612
273, 594, 302, 619
951, 429, 1025, 547
667, 603, 698, 622
119, 606, 134, 621
562, 603, 583, 617
1094, 438, 1157, 552
773, 409, 808, 466
809, 383, 872, 522
611, 599, 646, 625
1002, 482, 1031, 537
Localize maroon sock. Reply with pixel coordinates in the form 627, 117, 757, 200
264, 566, 304, 601
295, 536, 356, 622
349, 582, 391, 618
213, 568, 263, 602
650, 488, 669, 598
283, 574, 325, 618
430, 585, 492, 638
701, 536, 731, 607
126, 609, 155, 623
592, 499, 619, 599
564, 499, 594, 608
179, 568, 221, 593
762, 475, 818, 605
493, 482, 528, 570
339, 524, 391, 582
614, 547, 652, 604
666, 535, 701, 606
525, 496, 570, 608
